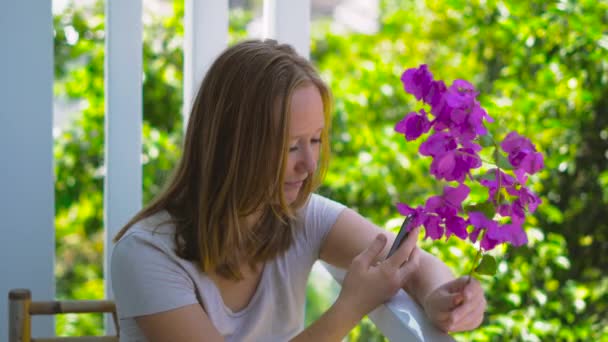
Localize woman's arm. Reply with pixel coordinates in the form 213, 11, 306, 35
135, 230, 419, 342
135, 304, 224, 342
291, 231, 419, 341
320, 208, 486, 333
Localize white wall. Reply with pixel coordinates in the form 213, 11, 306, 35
0, 0, 55, 338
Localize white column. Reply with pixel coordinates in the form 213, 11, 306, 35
263, 0, 311, 59
183, 0, 229, 127
104, 0, 143, 332
0, 0, 55, 339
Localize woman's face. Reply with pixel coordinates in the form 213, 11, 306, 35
284, 84, 325, 204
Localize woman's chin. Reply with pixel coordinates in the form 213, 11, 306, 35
284, 190, 299, 204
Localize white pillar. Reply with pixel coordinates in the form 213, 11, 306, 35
263, 0, 311, 59
104, 0, 143, 332
0, 0, 55, 339
183, 0, 229, 127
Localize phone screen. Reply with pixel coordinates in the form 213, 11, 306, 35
386, 216, 413, 259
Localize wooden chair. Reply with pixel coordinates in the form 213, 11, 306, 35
8, 289, 119, 342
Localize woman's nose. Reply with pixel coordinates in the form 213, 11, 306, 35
297, 146, 317, 174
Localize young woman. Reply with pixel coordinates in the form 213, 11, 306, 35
111, 39, 486, 341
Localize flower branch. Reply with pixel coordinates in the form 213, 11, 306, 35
394, 64, 545, 278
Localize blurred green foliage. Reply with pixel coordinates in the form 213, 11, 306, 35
53, 0, 607, 340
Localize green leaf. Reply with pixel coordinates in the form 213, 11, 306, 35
477, 171, 497, 182
475, 254, 497, 276
478, 134, 495, 148
494, 150, 513, 170
465, 202, 495, 218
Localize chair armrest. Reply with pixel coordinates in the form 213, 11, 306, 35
320, 262, 455, 342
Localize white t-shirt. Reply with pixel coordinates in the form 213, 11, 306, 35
111, 193, 346, 341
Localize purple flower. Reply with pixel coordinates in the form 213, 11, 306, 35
425, 184, 470, 218
497, 203, 513, 216
468, 211, 501, 251
514, 186, 542, 214
396, 203, 427, 230
423, 80, 447, 108
469, 211, 529, 250
514, 168, 528, 184
480, 168, 516, 200
520, 151, 544, 174
395, 109, 431, 141
430, 151, 459, 182
419, 131, 457, 157
444, 79, 478, 109
445, 215, 469, 240
489, 221, 528, 247
500, 131, 544, 174
423, 214, 443, 240
396, 65, 543, 253
401, 65, 433, 101
501, 131, 535, 153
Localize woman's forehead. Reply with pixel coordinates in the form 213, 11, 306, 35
289, 85, 325, 137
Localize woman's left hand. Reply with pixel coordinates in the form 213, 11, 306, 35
422, 276, 487, 333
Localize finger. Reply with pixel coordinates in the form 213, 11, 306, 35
444, 275, 471, 294
463, 278, 484, 300
449, 297, 486, 332
387, 226, 420, 268
451, 291, 485, 324
396, 247, 421, 281
355, 234, 388, 267
435, 291, 464, 313
436, 296, 478, 333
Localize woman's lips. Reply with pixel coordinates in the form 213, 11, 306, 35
285, 180, 304, 189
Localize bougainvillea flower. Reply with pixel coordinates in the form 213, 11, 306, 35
514, 168, 528, 184
444, 79, 478, 109
396, 203, 429, 231
512, 186, 542, 215
419, 131, 457, 157
500, 131, 544, 174
520, 151, 544, 174
423, 214, 443, 240
401, 64, 433, 101
456, 146, 483, 170
468, 211, 501, 250
443, 183, 470, 208
395, 64, 543, 253
395, 109, 432, 141
445, 215, 469, 240
430, 148, 481, 182
425, 184, 470, 218
497, 203, 513, 217
488, 221, 528, 247
480, 168, 516, 200
423, 80, 447, 108
501, 131, 536, 153
430, 151, 458, 182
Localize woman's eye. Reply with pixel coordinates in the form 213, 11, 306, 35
289, 146, 298, 152
312, 138, 322, 144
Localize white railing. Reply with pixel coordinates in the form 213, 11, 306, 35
0, 0, 453, 340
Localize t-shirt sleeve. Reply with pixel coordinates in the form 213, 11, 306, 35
302, 193, 347, 259
111, 232, 199, 318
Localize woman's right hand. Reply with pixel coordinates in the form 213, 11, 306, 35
337, 227, 421, 318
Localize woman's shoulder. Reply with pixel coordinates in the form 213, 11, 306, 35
112, 210, 177, 258
299, 193, 347, 219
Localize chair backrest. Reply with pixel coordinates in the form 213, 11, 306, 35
8, 288, 119, 342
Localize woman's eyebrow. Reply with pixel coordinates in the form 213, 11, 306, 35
290, 127, 324, 139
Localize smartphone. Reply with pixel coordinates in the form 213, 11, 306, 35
386, 216, 413, 259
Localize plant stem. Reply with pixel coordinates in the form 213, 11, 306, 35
466, 247, 483, 285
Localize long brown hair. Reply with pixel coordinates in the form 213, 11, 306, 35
114, 39, 332, 280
